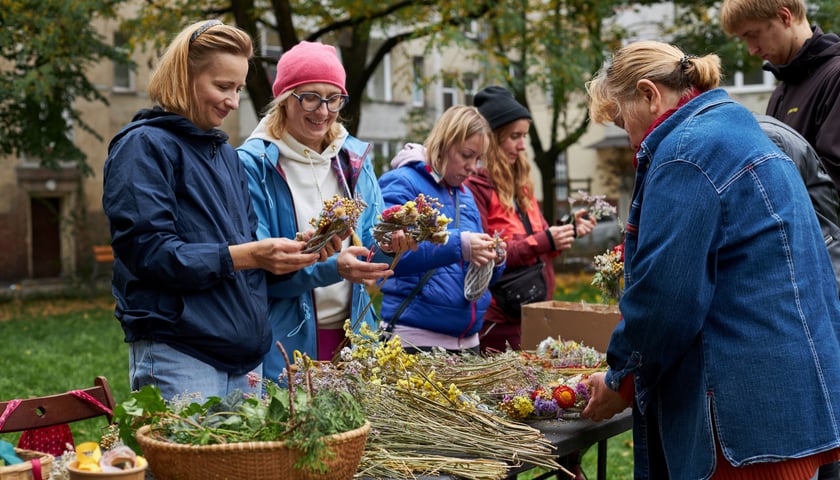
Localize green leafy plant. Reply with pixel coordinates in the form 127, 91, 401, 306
112, 343, 365, 473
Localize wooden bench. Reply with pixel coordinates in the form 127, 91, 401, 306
91, 245, 114, 282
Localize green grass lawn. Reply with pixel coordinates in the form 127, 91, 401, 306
0, 296, 129, 445
0, 273, 633, 478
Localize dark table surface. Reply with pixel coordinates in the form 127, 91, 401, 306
529, 409, 633, 457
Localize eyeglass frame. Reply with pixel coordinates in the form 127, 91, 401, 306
290, 92, 349, 112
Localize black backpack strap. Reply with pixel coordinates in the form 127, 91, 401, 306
384, 268, 436, 334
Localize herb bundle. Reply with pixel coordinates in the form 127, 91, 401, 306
372, 193, 452, 246
317, 323, 564, 479
299, 194, 367, 253
113, 344, 365, 474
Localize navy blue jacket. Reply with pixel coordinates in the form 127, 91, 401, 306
103, 108, 270, 375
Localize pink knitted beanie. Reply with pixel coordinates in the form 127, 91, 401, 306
271, 41, 347, 98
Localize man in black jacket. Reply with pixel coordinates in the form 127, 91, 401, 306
756, 113, 840, 480
757, 114, 840, 294
721, 0, 840, 191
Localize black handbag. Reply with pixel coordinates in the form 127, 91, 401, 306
489, 260, 547, 317
489, 204, 547, 317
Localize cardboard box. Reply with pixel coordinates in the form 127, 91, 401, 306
520, 300, 621, 352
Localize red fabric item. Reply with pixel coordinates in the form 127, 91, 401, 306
69, 390, 113, 416
713, 441, 840, 479
634, 87, 701, 164
17, 424, 74, 456
317, 327, 346, 361
0, 399, 22, 428
617, 372, 635, 404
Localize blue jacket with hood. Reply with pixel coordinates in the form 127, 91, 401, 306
103, 107, 270, 375
237, 132, 387, 382
377, 143, 504, 339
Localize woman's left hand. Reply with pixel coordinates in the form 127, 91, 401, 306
297, 230, 343, 261
337, 245, 393, 283
574, 209, 597, 238
378, 229, 418, 255
581, 372, 630, 422
468, 232, 499, 267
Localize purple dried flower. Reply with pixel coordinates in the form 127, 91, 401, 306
533, 398, 559, 418
575, 381, 591, 404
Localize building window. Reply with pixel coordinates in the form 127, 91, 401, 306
259, 29, 283, 84
722, 62, 775, 93
367, 46, 392, 102
112, 31, 134, 91
508, 63, 525, 87
463, 73, 477, 106
371, 141, 399, 175
464, 20, 479, 39
555, 151, 569, 202
441, 75, 460, 110
412, 56, 425, 107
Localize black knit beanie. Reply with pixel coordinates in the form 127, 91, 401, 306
473, 86, 532, 130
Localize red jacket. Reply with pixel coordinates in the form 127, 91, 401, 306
465, 168, 558, 324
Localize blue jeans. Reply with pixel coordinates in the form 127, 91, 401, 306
129, 340, 262, 402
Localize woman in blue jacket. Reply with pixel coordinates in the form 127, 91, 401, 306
581, 40, 840, 479
103, 21, 323, 402
237, 41, 398, 382
378, 105, 506, 354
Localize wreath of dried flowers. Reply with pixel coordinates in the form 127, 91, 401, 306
372, 193, 452, 246
298, 194, 367, 253
592, 242, 624, 304
497, 374, 592, 421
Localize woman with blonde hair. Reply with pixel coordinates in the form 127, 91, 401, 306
237, 41, 401, 382
377, 105, 506, 353
466, 86, 595, 354
581, 40, 840, 479
103, 21, 323, 401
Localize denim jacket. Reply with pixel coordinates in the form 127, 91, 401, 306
605, 89, 840, 478
237, 134, 387, 382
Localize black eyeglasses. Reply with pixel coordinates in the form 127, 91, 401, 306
290, 92, 349, 112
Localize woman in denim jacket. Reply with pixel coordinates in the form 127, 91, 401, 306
582, 40, 840, 479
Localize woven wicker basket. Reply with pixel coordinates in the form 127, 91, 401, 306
0, 449, 54, 480
135, 420, 370, 480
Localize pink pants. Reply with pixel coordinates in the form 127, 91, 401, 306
317, 328, 346, 361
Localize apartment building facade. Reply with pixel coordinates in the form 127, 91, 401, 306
0, 8, 775, 284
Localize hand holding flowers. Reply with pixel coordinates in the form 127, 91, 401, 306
373, 193, 452, 247
566, 190, 625, 304
580, 371, 631, 422
298, 195, 367, 254
568, 190, 618, 221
